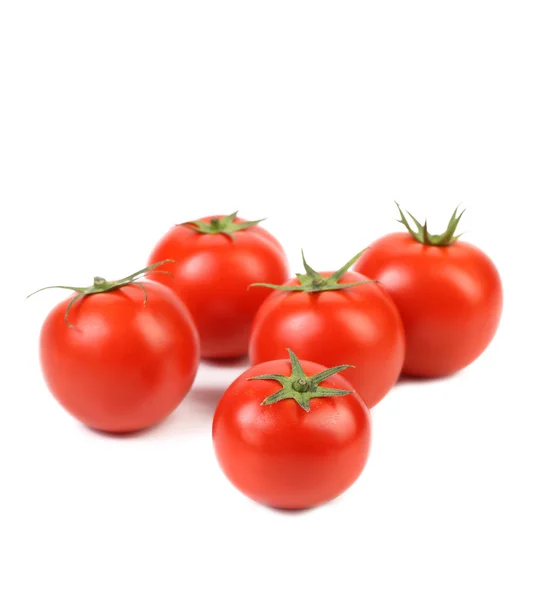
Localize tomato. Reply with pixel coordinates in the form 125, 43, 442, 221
355, 205, 503, 377
248, 250, 405, 408
34, 262, 200, 433
212, 349, 371, 509
147, 211, 288, 359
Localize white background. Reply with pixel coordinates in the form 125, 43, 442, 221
1, 1, 552, 599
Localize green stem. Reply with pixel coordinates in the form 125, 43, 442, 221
179, 210, 267, 241
250, 248, 378, 293
293, 378, 311, 393
396, 202, 465, 246
248, 349, 354, 412
26, 260, 175, 328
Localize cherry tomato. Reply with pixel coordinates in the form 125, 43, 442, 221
147, 211, 288, 359
249, 250, 405, 408
212, 349, 371, 509
355, 205, 503, 377
35, 262, 199, 432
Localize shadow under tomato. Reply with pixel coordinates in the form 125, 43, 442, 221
87, 385, 226, 440
394, 369, 463, 386
202, 355, 250, 369
265, 494, 344, 516
159, 385, 226, 436
268, 505, 320, 516
86, 421, 166, 439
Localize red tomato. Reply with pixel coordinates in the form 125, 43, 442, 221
249, 251, 405, 408
147, 212, 288, 359
212, 349, 371, 509
355, 205, 503, 377
36, 264, 199, 433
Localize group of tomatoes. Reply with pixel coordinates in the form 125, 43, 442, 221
32, 206, 502, 510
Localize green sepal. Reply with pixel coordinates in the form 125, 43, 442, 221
26, 260, 175, 328
396, 202, 465, 246
250, 248, 377, 293
179, 210, 266, 241
248, 348, 354, 412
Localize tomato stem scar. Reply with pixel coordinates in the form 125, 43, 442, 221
26, 260, 175, 328
395, 202, 465, 246
248, 348, 355, 412
250, 249, 378, 293
179, 210, 266, 242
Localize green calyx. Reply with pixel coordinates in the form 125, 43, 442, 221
248, 348, 354, 412
396, 202, 465, 246
251, 248, 375, 293
179, 210, 266, 241
26, 260, 175, 328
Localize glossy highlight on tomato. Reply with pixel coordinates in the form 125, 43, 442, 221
212, 350, 371, 509
147, 212, 288, 359
38, 271, 199, 433
355, 205, 502, 377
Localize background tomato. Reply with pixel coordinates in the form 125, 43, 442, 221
147, 212, 288, 359
39, 267, 199, 433
249, 251, 405, 408
213, 350, 371, 509
355, 206, 503, 377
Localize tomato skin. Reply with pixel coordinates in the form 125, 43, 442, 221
248, 271, 405, 408
147, 217, 288, 359
355, 232, 503, 377
40, 281, 199, 433
212, 359, 371, 509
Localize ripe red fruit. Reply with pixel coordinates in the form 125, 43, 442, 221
147, 211, 288, 359
355, 204, 503, 377
249, 249, 405, 408
31, 261, 200, 432
213, 349, 371, 509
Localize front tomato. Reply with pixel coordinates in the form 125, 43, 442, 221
147, 211, 288, 359
34, 262, 200, 433
249, 250, 405, 409
212, 349, 371, 509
